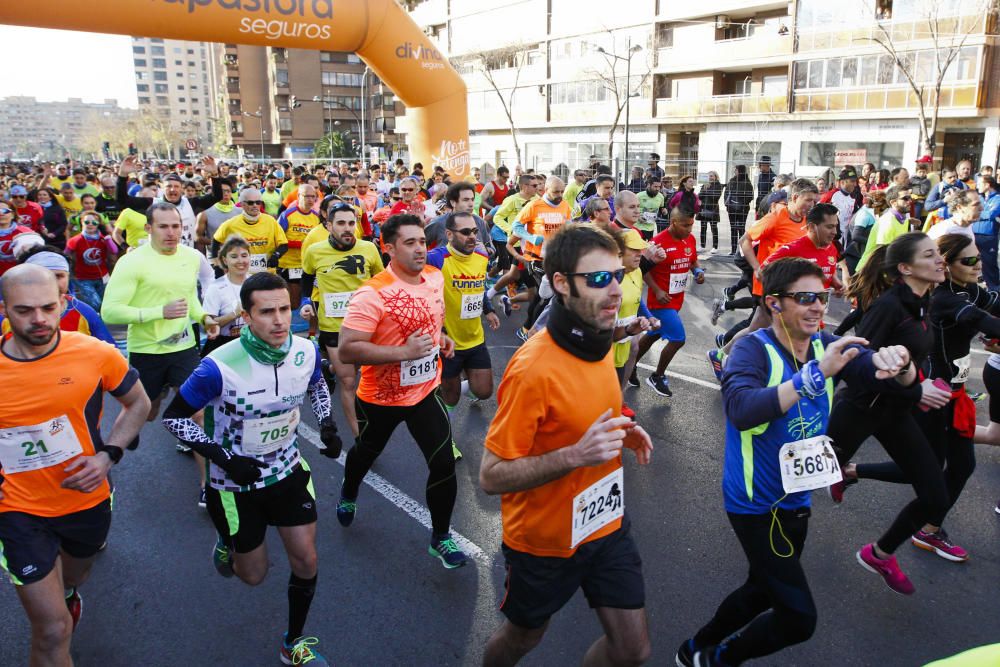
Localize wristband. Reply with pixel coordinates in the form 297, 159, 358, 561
693, 268, 705, 278
791, 369, 807, 397
799, 360, 827, 398
102, 445, 124, 465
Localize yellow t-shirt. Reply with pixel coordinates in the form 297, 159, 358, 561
427, 244, 490, 350
114, 208, 149, 249
56, 194, 82, 219
614, 269, 643, 367
302, 239, 384, 333
49, 176, 72, 189
213, 214, 288, 274
277, 206, 321, 269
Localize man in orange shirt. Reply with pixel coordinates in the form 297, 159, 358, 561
480, 224, 653, 666
708, 178, 818, 377
0, 265, 149, 666
337, 214, 466, 569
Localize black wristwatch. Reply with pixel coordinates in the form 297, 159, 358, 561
102, 445, 124, 465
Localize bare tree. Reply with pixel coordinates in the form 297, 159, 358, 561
456, 44, 533, 168
585, 30, 652, 168
863, 0, 999, 155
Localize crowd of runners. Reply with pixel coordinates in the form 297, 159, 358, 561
0, 151, 998, 666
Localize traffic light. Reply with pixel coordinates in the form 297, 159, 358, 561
290, 95, 300, 109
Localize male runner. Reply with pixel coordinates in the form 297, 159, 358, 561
195, 179, 241, 257
300, 202, 384, 439
337, 214, 467, 568
480, 165, 511, 217
424, 181, 492, 254
763, 203, 843, 292
480, 224, 653, 667
426, 211, 500, 459
213, 188, 289, 274
634, 206, 705, 397
163, 272, 341, 667
9, 185, 43, 233
0, 265, 149, 666
277, 184, 321, 306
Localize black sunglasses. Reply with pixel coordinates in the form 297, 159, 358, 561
564, 268, 626, 288
771, 291, 831, 305
454, 227, 478, 236
242, 199, 263, 205
958, 255, 981, 267
328, 202, 355, 216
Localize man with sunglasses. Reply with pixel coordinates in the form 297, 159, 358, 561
680, 257, 916, 667
8, 185, 43, 233
213, 188, 289, 275
389, 177, 427, 222
427, 211, 500, 460
856, 185, 915, 270
481, 224, 653, 667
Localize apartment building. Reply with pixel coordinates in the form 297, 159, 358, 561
220, 44, 403, 161
131, 37, 220, 156
0, 96, 137, 160
407, 0, 999, 180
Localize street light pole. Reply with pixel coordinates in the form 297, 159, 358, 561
624, 37, 632, 184
312, 96, 362, 159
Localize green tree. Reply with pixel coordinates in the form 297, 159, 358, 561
314, 131, 350, 159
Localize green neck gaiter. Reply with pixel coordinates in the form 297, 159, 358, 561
240, 326, 291, 365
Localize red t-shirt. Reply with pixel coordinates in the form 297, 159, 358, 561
65, 234, 112, 281
0, 225, 34, 276
749, 207, 808, 296
763, 235, 839, 288
14, 201, 44, 233
648, 228, 697, 310
390, 199, 427, 221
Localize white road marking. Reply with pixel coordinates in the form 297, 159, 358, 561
637, 362, 721, 391
298, 423, 487, 562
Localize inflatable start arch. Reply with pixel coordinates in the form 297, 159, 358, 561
0, 0, 470, 176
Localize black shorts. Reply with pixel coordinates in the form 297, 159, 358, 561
0, 499, 112, 586
499, 519, 645, 629
130, 347, 200, 398
985, 362, 1000, 423
442, 343, 492, 378
206, 464, 317, 554
278, 267, 302, 284
318, 330, 340, 349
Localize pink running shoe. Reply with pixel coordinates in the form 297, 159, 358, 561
911, 529, 969, 562
857, 543, 915, 595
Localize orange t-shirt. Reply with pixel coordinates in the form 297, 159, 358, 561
342, 264, 445, 406
485, 329, 624, 558
749, 207, 808, 295
0, 332, 134, 517
516, 197, 572, 261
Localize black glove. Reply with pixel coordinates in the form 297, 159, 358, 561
319, 420, 342, 458
215, 449, 268, 486
267, 253, 281, 268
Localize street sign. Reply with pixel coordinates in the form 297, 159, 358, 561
185, 138, 199, 151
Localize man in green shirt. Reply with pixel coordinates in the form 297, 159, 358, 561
563, 169, 587, 213
102, 201, 218, 462
856, 185, 914, 271
637, 179, 666, 240
262, 175, 282, 217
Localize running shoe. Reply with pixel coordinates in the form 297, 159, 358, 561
827, 477, 857, 504
995, 500, 1000, 515
212, 537, 234, 578
710, 298, 726, 326
65, 588, 82, 632
969, 390, 987, 402
714, 332, 726, 348
692, 645, 728, 667
281, 634, 330, 666
856, 543, 915, 595
499, 294, 513, 318
515, 327, 529, 343
452, 441, 463, 462
429, 534, 469, 569
707, 349, 725, 382
621, 404, 636, 420
198, 487, 207, 509
627, 368, 640, 388
911, 528, 969, 562
709, 248, 718, 255
175, 441, 192, 454
336, 494, 357, 527
675, 638, 696, 667
723, 285, 737, 301
646, 373, 672, 397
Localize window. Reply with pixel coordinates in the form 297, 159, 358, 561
230, 120, 243, 134
656, 24, 674, 49
136, 84, 149, 92
152, 58, 166, 68
320, 51, 335, 62
178, 97, 186, 102
176, 84, 185, 90
154, 71, 167, 81
174, 60, 182, 65
826, 58, 842, 87
191, 97, 199, 103
156, 96, 168, 105
138, 96, 150, 104
132, 46, 145, 54
154, 83, 168, 93
134, 59, 147, 67
762, 75, 787, 95
550, 80, 611, 105
187, 48, 194, 54
150, 38, 163, 43
321, 72, 363, 86
193, 110, 200, 115
347, 54, 361, 63
842, 57, 858, 86
179, 109, 187, 115
808, 60, 823, 88
151, 46, 165, 55
173, 47, 181, 53
279, 117, 293, 131
276, 69, 289, 86
188, 61, 195, 67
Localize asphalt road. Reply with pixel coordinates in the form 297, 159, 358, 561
2, 254, 999, 666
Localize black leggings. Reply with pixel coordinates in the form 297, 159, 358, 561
827, 399, 950, 553
693, 509, 816, 665
343, 390, 456, 535
857, 401, 976, 534
726, 208, 749, 254
699, 215, 719, 249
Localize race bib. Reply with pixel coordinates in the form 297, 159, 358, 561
160, 326, 191, 346
241, 409, 299, 457
287, 267, 303, 280
616, 315, 636, 329
571, 467, 624, 548
778, 435, 842, 493
323, 291, 353, 318
249, 254, 268, 273
952, 354, 971, 384
0, 415, 83, 474
460, 293, 483, 320
668, 272, 689, 294
400, 346, 439, 386
642, 212, 657, 223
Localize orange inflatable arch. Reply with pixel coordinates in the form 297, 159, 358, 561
0, 0, 470, 176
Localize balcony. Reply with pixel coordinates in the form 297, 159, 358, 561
656, 35, 791, 72
792, 84, 978, 113
797, 13, 985, 52
654, 93, 788, 118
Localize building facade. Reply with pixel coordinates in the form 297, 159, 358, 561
131, 37, 221, 157
220, 44, 403, 161
0, 96, 137, 160
407, 0, 999, 181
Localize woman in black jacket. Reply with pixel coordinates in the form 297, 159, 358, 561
698, 171, 723, 253
723, 165, 753, 254
29, 186, 68, 250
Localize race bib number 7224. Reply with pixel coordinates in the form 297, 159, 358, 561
571, 467, 624, 548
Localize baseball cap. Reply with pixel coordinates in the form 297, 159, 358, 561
59, 182, 73, 190
915, 155, 933, 164
838, 168, 858, 180
164, 174, 184, 183
759, 155, 772, 164
622, 229, 648, 251
10, 185, 28, 196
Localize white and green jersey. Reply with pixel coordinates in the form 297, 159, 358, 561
176, 336, 325, 492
